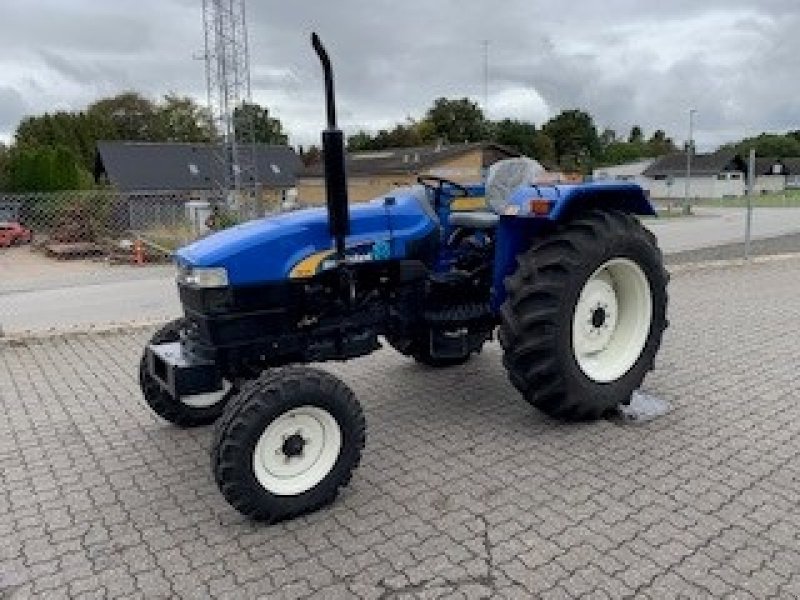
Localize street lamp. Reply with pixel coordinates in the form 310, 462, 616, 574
683, 109, 697, 215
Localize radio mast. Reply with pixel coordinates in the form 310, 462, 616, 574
202, 0, 259, 215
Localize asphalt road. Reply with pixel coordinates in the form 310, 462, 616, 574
0, 277, 180, 335
2, 206, 800, 335
647, 206, 800, 253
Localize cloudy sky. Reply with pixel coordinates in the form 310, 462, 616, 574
1, 0, 798, 150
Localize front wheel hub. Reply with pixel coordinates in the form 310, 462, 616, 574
281, 433, 306, 458
252, 406, 342, 496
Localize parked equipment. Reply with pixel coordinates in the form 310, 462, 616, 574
140, 34, 668, 522
0, 221, 32, 247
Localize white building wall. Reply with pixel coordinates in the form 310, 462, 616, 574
593, 159, 655, 181
754, 175, 787, 194
646, 174, 746, 199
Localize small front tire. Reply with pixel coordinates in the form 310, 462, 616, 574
211, 367, 366, 522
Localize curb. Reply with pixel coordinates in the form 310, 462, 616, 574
667, 251, 800, 274
0, 317, 170, 345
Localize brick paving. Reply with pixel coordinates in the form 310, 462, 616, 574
2, 256, 800, 599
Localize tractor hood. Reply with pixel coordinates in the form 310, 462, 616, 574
175, 194, 437, 286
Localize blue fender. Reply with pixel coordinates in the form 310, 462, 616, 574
491, 182, 656, 309
505, 181, 655, 220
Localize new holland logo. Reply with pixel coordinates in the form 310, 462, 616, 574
321, 252, 372, 270
289, 241, 390, 279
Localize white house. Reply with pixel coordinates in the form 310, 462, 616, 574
642, 150, 747, 200
592, 158, 655, 188
755, 158, 800, 193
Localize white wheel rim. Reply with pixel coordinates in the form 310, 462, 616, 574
572, 258, 652, 383
181, 381, 231, 408
252, 405, 342, 496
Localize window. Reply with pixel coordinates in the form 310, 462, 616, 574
730, 173, 742, 180
654, 175, 667, 181
188, 163, 199, 176
270, 164, 281, 174
717, 174, 728, 180
352, 152, 394, 160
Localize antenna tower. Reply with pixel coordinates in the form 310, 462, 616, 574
203, 0, 259, 215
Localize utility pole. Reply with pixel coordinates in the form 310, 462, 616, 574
683, 108, 697, 215
745, 148, 755, 259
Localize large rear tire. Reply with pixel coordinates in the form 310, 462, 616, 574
211, 367, 365, 522
139, 318, 232, 427
499, 210, 668, 421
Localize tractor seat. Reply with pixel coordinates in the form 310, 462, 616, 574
448, 211, 500, 229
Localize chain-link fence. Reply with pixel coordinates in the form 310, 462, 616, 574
0, 189, 291, 263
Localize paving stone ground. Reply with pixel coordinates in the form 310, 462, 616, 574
2, 256, 800, 599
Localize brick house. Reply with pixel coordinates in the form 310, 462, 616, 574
297, 142, 519, 204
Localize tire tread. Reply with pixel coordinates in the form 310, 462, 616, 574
211, 367, 366, 522
499, 209, 669, 421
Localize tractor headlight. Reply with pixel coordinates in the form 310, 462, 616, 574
178, 266, 229, 288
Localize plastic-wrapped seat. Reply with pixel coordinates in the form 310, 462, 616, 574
449, 157, 546, 229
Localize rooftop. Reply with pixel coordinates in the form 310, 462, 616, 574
300, 142, 519, 177
95, 141, 302, 192
644, 150, 746, 177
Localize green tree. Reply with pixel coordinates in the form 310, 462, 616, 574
347, 118, 436, 151
7, 144, 92, 192
11, 92, 236, 175
488, 118, 556, 164
425, 97, 487, 144
628, 125, 644, 144
16, 110, 104, 172
599, 142, 645, 166
0, 143, 9, 191
542, 109, 599, 169
647, 129, 676, 155
531, 131, 557, 165
15, 92, 160, 173
734, 133, 800, 157
86, 92, 160, 142
490, 119, 537, 156
233, 102, 288, 145
157, 94, 212, 142
347, 130, 376, 151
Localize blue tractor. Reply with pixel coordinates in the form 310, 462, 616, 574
141, 34, 668, 522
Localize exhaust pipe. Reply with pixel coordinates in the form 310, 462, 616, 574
311, 33, 350, 259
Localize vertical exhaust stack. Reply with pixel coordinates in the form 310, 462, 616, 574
311, 33, 350, 259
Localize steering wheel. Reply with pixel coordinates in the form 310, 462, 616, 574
417, 175, 469, 198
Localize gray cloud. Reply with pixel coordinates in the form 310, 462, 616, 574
0, 0, 798, 151
0, 87, 27, 132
